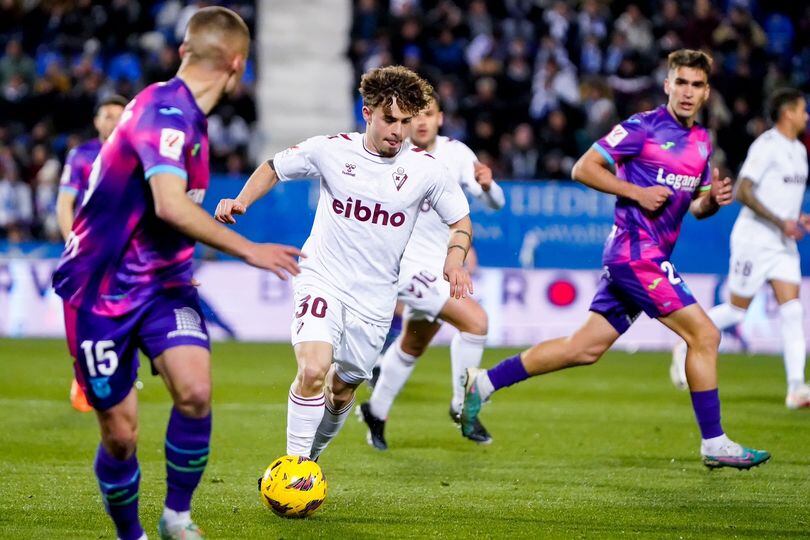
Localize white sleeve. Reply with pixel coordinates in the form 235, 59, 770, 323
478, 181, 506, 210
738, 137, 770, 185
455, 143, 481, 194
272, 136, 324, 181
455, 142, 505, 210
427, 165, 470, 225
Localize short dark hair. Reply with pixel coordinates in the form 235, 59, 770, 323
359, 65, 433, 116
768, 87, 805, 122
667, 49, 713, 77
97, 94, 128, 112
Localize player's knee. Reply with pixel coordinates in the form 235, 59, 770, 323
567, 339, 606, 365
103, 426, 138, 460
691, 325, 721, 354
174, 381, 212, 417
400, 338, 427, 357
296, 364, 328, 394
464, 311, 489, 336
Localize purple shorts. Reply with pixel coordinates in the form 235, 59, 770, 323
589, 258, 696, 334
64, 287, 210, 410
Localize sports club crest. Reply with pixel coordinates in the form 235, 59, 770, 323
392, 167, 408, 190
697, 142, 708, 159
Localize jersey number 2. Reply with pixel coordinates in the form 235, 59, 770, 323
659, 261, 682, 285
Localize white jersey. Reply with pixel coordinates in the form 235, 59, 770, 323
273, 133, 470, 324
401, 136, 505, 271
731, 128, 809, 249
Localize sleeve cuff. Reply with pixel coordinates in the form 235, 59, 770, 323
58, 185, 79, 195
145, 165, 188, 181
592, 143, 616, 167
441, 209, 471, 226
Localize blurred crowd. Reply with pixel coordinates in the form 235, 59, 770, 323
0, 0, 257, 242
350, 0, 810, 179
3, 0, 810, 242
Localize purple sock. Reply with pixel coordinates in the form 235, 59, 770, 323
690, 388, 724, 439
165, 408, 211, 512
487, 354, 530, 392
94, 445, 143, 540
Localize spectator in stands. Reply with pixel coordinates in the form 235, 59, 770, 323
503, 123, 540, 179
0, 39, 34, 88
577, 0, 609, 43
581, 77, 618, 143
0, 152, 33, 242
30, 144, 61, 241
653, 0, 687, 53
529, 56, 579, 120
615, 4, 654, 55
538, 110, 578, 177
683, 0, 720, 50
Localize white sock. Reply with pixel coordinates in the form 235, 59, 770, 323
369, 340, 417, 419
310, 397, 355, 460
450, 332, 487, 413
286, 387, 325, 456
707, 302, 746, 330
779, 299, 806, 392
161, 507, 190, 529
476, 370, 496, 401
701, 433, 741, 456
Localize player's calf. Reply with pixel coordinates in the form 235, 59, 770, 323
311, 369, 360, 460
95, 393, 144, 540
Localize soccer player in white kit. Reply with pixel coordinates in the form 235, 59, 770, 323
359, 94, 505, 449
215, 66, 474, 461
670, 88, 810, 408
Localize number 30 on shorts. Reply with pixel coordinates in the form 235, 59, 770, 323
295, 294, 328, 319
80, 340, 119, 376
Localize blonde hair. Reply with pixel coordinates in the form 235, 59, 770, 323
183, 7, 250, 68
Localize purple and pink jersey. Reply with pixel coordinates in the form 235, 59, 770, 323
593, 105, 712, 264
59, 138, 102, 209
53, 77, 210, 317
589, 106, 712, 332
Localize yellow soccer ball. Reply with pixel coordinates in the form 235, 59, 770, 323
258, 455, 327, 518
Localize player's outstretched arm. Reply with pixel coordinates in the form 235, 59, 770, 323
735, 176, 803, 238
472, 161, 506, 210
215, 160, 280, 223
444, 215, 474, 299
571, 148, 670, 212
150, 172, 302, 279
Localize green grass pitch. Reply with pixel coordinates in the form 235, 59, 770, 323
1, 338, 808, 538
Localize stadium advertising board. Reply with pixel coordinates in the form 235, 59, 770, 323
0, 258, 801, 354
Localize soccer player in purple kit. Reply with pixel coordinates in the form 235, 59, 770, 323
52, 7, 301, 540
460, 49, 771, 470
57, 94, 127, 413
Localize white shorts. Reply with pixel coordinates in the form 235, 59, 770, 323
290, 284, 389, 384
397, 263, 450, 322
727, 240, 801, 298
